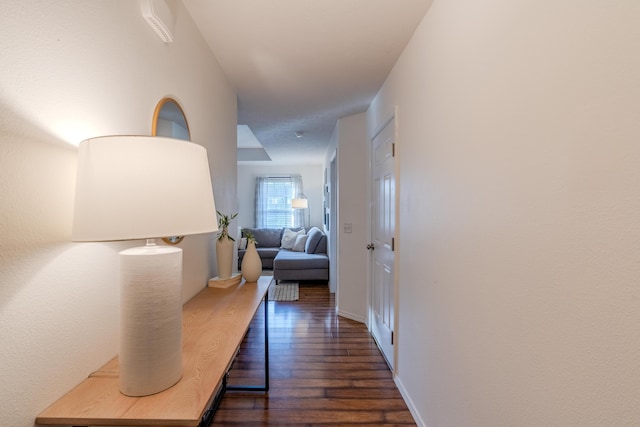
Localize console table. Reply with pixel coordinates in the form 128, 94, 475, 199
36, 276, 271, 427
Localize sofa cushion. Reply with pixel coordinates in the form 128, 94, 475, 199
292, 234, 308, 252
238, 247, 280, 261
255, 247, 280, 259
242, 228, 282, 248
304, 227, 324, 254
314, 234, 327, 254
274, 250, 329, 270
281, 228, 305, 249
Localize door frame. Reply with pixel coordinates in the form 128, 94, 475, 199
329, 152, 338, 295
367, 106, 399, 372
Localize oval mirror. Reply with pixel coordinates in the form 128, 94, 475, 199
153, 97, 190, 245
152, 97, 190, 140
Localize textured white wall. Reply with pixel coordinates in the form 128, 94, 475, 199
335, 113, 369, 322
369, 1, 640, 426
0, 1, 236, 426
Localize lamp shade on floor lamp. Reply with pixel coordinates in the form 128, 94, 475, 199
291, 196, 309, 228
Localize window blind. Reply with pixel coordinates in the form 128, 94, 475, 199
255, 176, 303, 228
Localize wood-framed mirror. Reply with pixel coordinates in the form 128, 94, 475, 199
153, 97, 190, 245
152, 97, 190, 141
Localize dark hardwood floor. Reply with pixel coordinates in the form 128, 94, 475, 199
211, 281, 416, 426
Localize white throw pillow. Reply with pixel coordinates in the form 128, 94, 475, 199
292, 234, 308, 252
281, 228, 304, 249
239, 237, 247, 250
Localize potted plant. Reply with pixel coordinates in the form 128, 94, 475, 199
216, 211, 237, 279
244, 230, 256, 245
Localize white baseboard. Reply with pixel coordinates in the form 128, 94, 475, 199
336, 309, 366, 324
395, 375, 427, 427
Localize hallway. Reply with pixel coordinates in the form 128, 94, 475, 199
211, 281, 416, 426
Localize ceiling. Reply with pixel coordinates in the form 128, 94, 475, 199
183, 0, 433, 165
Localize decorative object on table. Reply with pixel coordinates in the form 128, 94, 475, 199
268, 280, 299, 301
241, 230, 262, 282
291, 194, 309, 228
72, 135, 217, 397
208, 273, 242, 288
215, 211, 237, 279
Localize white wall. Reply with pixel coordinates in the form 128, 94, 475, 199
0, 2, 236, 426
334, 113, 369, 322
237, 163, 324, 230
369, 1, 640, 426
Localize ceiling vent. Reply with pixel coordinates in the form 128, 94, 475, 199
141, 0, 174, 43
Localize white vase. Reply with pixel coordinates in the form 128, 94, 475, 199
241, 241, 262, 282
216, 237, 234, 279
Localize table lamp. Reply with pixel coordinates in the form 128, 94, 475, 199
72, 135, 217, 396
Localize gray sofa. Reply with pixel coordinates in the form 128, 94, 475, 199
238, 226, 329, 283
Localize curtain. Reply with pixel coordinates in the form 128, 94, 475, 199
255, 175, 304, 228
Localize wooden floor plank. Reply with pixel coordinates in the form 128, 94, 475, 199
211, 281, 416, 426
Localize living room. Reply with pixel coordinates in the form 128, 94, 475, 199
236, 164, 325, 241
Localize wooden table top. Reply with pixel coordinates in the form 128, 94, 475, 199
36, 276, 271, 426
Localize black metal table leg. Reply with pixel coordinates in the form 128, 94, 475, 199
200, 295, 270, 426
227, 294, 269, 392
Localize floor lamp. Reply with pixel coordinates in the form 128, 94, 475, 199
72, 136, 217, 396
291, 195, 309, 228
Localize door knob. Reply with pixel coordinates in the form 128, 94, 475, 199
366, 243, 375, 250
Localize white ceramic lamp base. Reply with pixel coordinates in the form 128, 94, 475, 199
119, 244, 183, 396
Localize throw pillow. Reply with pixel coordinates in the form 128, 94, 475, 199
239, 237, 247, 250
281, 228, 304, 249
292, 234, 308, 252
304, 227, 323, 254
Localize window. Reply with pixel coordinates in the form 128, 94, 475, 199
255, 176, 304, 228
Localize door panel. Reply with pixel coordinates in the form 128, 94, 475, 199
370, 117, 395, 368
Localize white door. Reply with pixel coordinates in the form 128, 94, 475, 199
369, 116, 396, 369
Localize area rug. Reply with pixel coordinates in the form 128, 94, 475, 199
268, 280, 299, 301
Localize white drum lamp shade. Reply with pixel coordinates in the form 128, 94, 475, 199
72, 136, 217, 396
291, 196, 309, 227
291, 198, 308, 209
